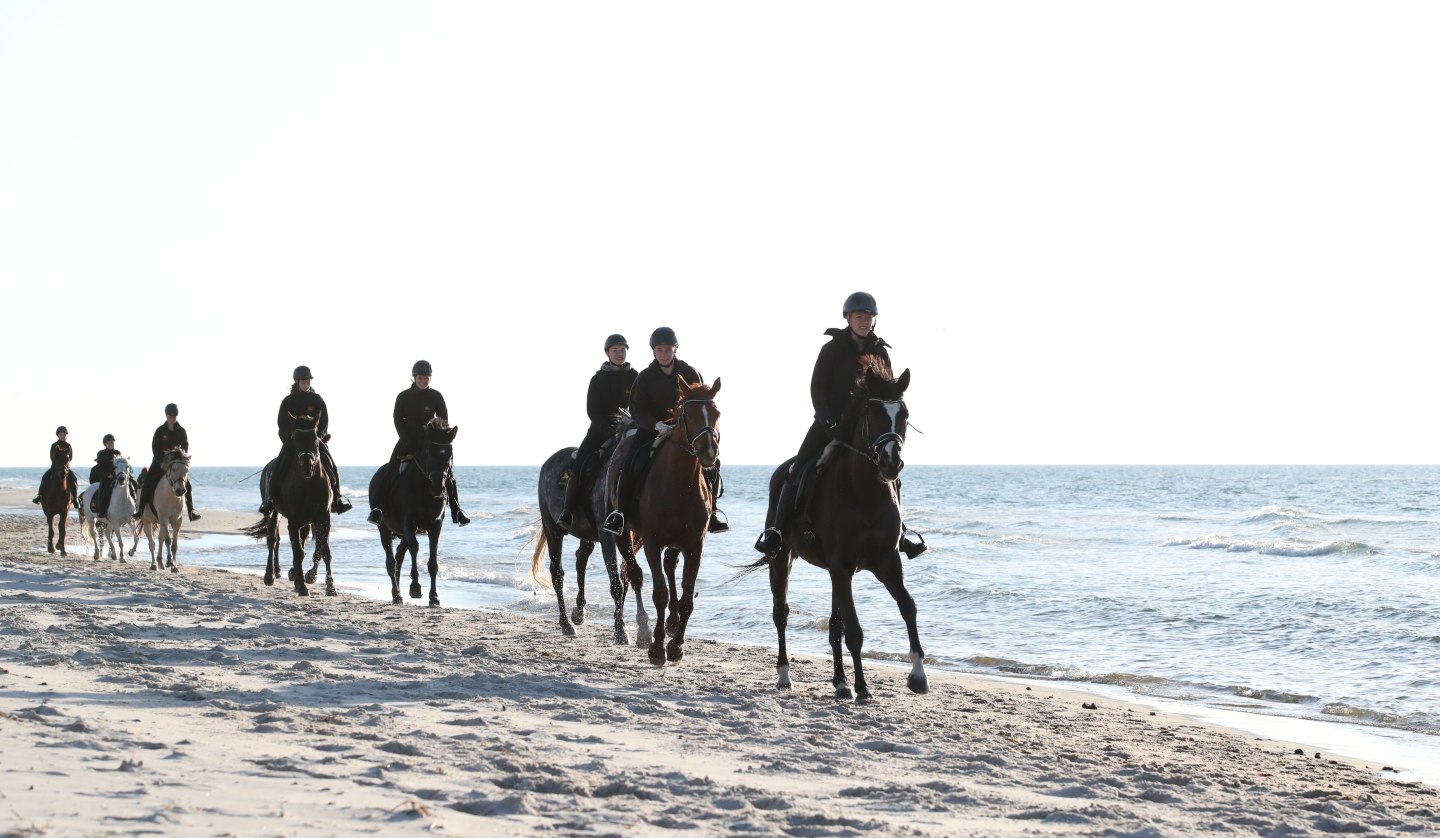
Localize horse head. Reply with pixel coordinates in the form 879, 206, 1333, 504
421, 417, 458, 498
850, 361, 910, 483
289, 413, 322, 479
112, 456, 131, 485
163, 447, 191, 498
673, 376, 722, 468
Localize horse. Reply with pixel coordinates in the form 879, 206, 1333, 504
609, 377, 722, 665
79, 457, 137, 561
245, 418, 335, 596
531, 432, 652, 644
753, 360, 927, 702
368, 417, 456, 606
39, 463, 74, 555
139, 448, 190, 572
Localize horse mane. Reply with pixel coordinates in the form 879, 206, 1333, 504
425, 416, 451, 432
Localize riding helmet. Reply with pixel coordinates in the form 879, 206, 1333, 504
55, 425, 68, 435
649, 326, 678, 348
604, 333, 628, 351
293, 365, 313, 380
102, 434, 115, 443
164, 403, 179, 417
842, 291, 879, 317
412, 360, 433, 376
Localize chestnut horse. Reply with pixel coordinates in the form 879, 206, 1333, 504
754, 360, 927, 702
610, 377, 722, 665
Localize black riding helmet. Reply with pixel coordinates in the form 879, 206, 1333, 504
164, 403, 179, 417
293, 365, 313, 380
649, 326, 678, 348
604, 333, 628, 351
412, 360, 433, 376
55, 425, 68, 435
103, 434, 115, 443
842, 291, 878, 317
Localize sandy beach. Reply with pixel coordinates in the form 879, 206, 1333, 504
2, 511, 1438, 836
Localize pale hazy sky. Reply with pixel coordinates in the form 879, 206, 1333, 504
3, 2, 1437, 467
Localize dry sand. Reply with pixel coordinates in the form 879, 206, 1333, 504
2, 511, 1437, 836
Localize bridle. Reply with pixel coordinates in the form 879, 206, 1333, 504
673, 397, 720, 458
164, 452, 190, 495
838, 398, 906, 467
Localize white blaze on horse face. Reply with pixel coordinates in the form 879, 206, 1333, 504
882, 401, 902, 431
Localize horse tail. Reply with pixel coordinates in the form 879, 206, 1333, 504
529, 529, 550, 587
242, 513, 273, 540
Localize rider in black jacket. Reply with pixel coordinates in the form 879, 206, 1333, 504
557, 334, 638, 529
134, 404, 200, 521
368, 360, 469, 526
261, 366, 353, 515
754, 292, 925, 559
33, 426, 78, 508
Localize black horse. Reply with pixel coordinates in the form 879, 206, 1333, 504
531, 433, 651, 644
368, 417, 457, 607
752, 359, 928, 702
246, 417, 336, 596
39, 462, 74, 555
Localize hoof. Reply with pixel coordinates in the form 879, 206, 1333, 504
647, 643, 667, 666
855, 692, 873, 705
288, 568, 297, 582
296, 588, 310, 597
561, 622, 577, 637
429, 597, 440, 608
409, 582, 422, 599
47, 546, 55, 554
170, 565, 178, 574
570, 607, 586, 625
834, 684, 853, 701
263, 574, 274, 586
907, 674, 929, 695
666, 643, 684, 663
613, 630, 630, 646
391, 594, 403, 605
776, 667, 792, 691
305, 569, 318, 584
666, 613, 681, 634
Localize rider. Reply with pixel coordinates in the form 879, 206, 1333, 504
753, 292, 926, 559
88, 433, 130, 514
134, 403, 200, 522
368, 360, 470, 526
557, 333, 638, 530
260, 366, 353, 516
32, 426, 79, 508
602, 326, 728, 536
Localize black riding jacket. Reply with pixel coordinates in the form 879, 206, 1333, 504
586, 363, 638, 434
278, 389, 330, 442
629, 359, 703, 429
811, 327, 893, 429
150, 422, 190, 469
90, 448, 120, 484
393, 385, 449, 455
49, 440, 73, 469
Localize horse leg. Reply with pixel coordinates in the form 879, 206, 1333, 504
827, 573, 852, 700
405, 528, 423, 600
128, 521, 139, 557
151, 521, 163, 571
643, 542, 669, 665
426, 528, 441, 607
599, 536, 629, 646
770, 550, 795, 690
619, 537, 651, 647
46, 515, 55, 554
168, 519, 180, 572
289, 519, 310, 596
666, 544, 703, 663
316, 518, 336, 596
829, 567, 869, 703
572, 540, 593, 625
265, 515, 280, 586
873, 556, 928, 694
58, 511, 67, 556
663, 547, 681, 636
302, 524, 318, 584
544, 522, 576, 636
379, 526, 402, 605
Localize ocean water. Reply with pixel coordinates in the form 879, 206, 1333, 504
5, 464, 1440, 748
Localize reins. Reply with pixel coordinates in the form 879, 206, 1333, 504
671, 398, 720, 459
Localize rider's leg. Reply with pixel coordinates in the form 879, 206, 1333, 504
261, 444, 289, 514
895, 478, 927, 558
603, 430, 653, 534
185, 479, 200, 522
33, 470, 47, 504
560, 432, 603, 528
705, 462, 728, 533
66, 471, 79, 507
133, 469, 155, 519
755, 423, 828, 554
447, 475, 469, 526
320, 443, 351, 514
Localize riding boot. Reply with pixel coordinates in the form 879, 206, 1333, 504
895, 479, 927, 559
704, 465, 728, 533
67, 474, 79, 509
557, 470, 579, 529
33, 471, 46, 504
754, 470, 798, 556
367, 508, 384, 525
185, 480, 201, 522
447, 476, 469, 526
326, 466, 352, 514
133, 479, 150, 519
602, 510, 624, 535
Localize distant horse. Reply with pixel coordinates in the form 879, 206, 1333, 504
139, 448, 190, 572
609, 377, 722, 665
368, 417, 456, 606
531, 433, 651, 644
39, 462, 74, 555
79, 457, 137, 561
245, 418, 335, 596
753, 360, 927, 702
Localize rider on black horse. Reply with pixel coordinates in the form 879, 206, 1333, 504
557, 333, 638, 530
88, 433, 135, 514
32, 426, 79, 509
753, 291, 926, 559
260, 365, 353, 516
602, 326, 728, 536
367, 360, 469, 526
134, 403, 200, 522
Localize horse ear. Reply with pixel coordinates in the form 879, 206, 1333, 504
897, 368, 910, 392
710, 376, 721, 396
447, 426, 459, 441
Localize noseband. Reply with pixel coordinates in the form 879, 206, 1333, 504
674, 398, 720, 458
840, 398, 906, 466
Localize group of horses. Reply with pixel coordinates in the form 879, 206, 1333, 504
39, 448, 193, 574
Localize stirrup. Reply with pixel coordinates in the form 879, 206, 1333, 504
259, 500, 273, 515
556, 509, 574, 529
899, 529, 927, 559
602, 511, 625, 535
31, 495, 41, 505
754, 527, 781, 556
188, 511, 201, 522
707, 509, 729, 534
367, 508, 383, 524
332, 496, 353, 514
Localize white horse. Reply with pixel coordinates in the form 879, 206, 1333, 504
140, 449, 190, 572
80, 457, 137, 561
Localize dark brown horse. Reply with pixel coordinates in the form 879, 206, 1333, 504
755, 360, 927, 702
610, 377, 722, 665
368, 417, 457, 607
246, 418, 335, 596
39, 463, 74, 555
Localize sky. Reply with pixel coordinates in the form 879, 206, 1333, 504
2, 2, 1437, 467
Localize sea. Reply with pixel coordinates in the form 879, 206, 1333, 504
5, 464, 1439, 781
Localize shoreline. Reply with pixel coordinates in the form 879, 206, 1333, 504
4, 513, 1440, 834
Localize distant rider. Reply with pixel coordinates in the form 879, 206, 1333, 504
753, 292, 926, 559
32, 426, 79, 509
602, 327, 728, 535
260, 366, 353, 516
368, 360, 469, 526
134, 403, 200, 522
88, 433, 133, 514
557, 333, 638, 529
